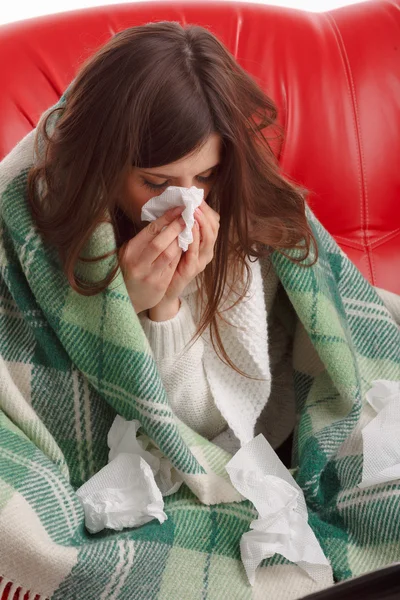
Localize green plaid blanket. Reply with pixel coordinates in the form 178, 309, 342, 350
1, 125, 400, 600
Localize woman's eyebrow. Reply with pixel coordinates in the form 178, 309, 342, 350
140, 163, 219, 179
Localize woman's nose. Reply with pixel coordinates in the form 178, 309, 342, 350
175, 177, 195, 189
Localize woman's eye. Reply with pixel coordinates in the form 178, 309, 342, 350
142, 179, 168, 191
141, 169, 217, 191
196, 170, 217, 184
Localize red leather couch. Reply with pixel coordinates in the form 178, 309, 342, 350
1, 0, 399, 297
0, 2, 399, 598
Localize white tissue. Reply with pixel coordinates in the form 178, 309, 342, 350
108, 416, 183, 497
141, 185, 204, 251
225, 434, 330, 586
76, 416, 182, 533
108, 417, 159, 471
358, 380, 400, 489
76, 453, 167, 534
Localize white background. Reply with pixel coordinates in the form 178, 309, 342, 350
0, 0, 370, 26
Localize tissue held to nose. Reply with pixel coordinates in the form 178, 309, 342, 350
141, 185, 204, 251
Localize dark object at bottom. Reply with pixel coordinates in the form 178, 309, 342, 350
275, 431, 294, 468
300, 564, 400, 599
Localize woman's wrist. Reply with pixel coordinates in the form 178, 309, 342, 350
148, 297, 181, 322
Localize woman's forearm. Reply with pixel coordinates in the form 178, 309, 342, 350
148, 297, 181, 322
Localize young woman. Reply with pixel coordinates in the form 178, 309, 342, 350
28, 21, 315, 450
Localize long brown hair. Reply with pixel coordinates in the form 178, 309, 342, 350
28, 21, 316, 377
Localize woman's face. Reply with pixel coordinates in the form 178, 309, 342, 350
120, 133, 222, 230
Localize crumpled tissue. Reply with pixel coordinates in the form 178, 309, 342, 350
225, 434, 331, 586
141, 185, 204, 251
76, 453, 166, 534
358, 380, 400, 489
108, 416, 183, 497
76, 416, 182, 533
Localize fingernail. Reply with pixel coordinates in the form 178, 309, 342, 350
179, 217, 185, 226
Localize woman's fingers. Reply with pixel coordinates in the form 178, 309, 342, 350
153, 237, 183, 273
143, 206, 183, 239
194, 205, 219, 267
195, 207, 211, 246
186, 218, 200, 263
161, 205, 219, 302
163, 246, 182, 276
198, 201, 220, 232
193, 218, 201, 251
137, 208, 185, 265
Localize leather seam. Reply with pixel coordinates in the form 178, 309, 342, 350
369, 228, 400, 250
325, 12, 374, 284
334, 228, 400, 256
335, 227, 400, 249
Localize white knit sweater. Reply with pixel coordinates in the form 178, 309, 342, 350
139, 258, 295, 452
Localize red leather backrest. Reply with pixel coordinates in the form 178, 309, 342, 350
0, 1, 399, 292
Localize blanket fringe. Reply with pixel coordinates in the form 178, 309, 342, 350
0, 577, 49, 600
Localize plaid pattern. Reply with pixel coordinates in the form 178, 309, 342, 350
0, 123, 399, 598
272, 217, 400, 582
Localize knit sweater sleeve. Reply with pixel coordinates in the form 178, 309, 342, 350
138, 297, 228, 440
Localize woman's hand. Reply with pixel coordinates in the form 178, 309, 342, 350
149, 201, 220, 321
119, 206, 186, 314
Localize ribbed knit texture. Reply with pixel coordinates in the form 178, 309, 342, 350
139, 297, 228, 439
140, 258, 296, 451
140, 258, 275, 446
